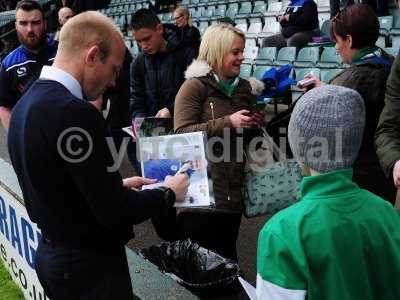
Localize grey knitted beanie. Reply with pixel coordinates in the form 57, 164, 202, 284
288, 85, 365, 173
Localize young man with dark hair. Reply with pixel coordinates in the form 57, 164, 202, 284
0, 0, 57, 130
129, 8, 197, 119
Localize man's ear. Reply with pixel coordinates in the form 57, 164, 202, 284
155, 23, 164, 35
85, 45, 100, 66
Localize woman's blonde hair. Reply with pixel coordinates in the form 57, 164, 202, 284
174, 6, 192, 26
198, 24, 245, 70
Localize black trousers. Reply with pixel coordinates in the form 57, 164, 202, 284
176, 212, 242, 261
35, 238, 135, 300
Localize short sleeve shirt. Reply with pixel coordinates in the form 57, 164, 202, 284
0, 36, 58, 108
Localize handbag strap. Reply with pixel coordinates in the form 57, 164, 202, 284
260, 127, 287, 161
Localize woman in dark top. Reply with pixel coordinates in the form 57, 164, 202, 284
262, 0, 319, 49
173, 6, 201, 49
305, 4, 396, 203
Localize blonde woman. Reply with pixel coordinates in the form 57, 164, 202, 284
174, 24, 265, 261
172, 6, 200, 49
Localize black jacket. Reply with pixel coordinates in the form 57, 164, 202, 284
130, 26, 198, 119
103, 48, 133, 129
164, 23, 201, 50
281, 0, 319, 38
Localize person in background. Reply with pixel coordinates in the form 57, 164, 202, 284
375, 53, 400, 199
130, 8, 197, 119
7, 11, 188, 300
257, 85, 400, 300
305, 4, 395, 203
128, 9, 197, 172
262, 0, 319, 49
172, 6, 200, 50
0, 0, 57, 130
174, 24, 265, 262
54, 6, 74, 40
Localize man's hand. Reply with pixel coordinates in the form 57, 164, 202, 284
155, 108, 171, 118
393, 160, 400, 188
163, 173, 189, 202
123, 176, 157, 190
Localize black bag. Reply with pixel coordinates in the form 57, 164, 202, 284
139, 239, 241, 298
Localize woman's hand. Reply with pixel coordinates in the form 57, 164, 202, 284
252, 110, 266, 125
229, 110, 258, 128
300, 74, 324, 92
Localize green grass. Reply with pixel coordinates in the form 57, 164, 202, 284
0, 259, 24, 300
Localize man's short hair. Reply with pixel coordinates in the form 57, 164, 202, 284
330, 3, 379, 49
59, 11, 123, 62
130, 9, 160, 31
16, 0, 44, 18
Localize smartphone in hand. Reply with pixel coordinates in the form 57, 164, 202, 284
297, 78, 316, 88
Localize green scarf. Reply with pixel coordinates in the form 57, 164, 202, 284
213, 73, 239, 96
352, 46, 380, 64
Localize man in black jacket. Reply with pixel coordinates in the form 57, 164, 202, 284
262, 0, 319, 49
8, 11, 188, 300
130, 9, 197, 119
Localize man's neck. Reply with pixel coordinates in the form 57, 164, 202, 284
159, 39, 167, 53
53, 59, 82, 84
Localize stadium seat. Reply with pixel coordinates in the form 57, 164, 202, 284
376, 35, 386, 48
211, 5, 227, 20
384, 47, 398, 57
318, 13, 330, 30
250, 1, 267, 18
199, 6, 215, 21
317, 0, 330, 12
320, 68, 343, 83
198, 21, 209, 35
246, 18, 263, 38
253, 65, 274, 80
235, 18, 248, 33
317, 47, 341, 68
236, 1, 252, 18
255, 47, 278, 65
265, 1, 282, 17
259, 17, 281, 39
293, 47, 320, 67
390, 15, 400, 35
379, 16, 393, 37
188, 0, 200, 8
320, 19, 331, 37
274, 47, 297, 66
244, 46, 259, 61
197, 0, 209, 7
280, 0, 290, 14
240, 63, 253, 78
225, 3, 239, 20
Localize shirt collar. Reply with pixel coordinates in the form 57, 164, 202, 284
40, 65, 83, 100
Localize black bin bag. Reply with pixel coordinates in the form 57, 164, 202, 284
139, 239, 241, 298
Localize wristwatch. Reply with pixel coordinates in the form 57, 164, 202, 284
157, 186, 176, 207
